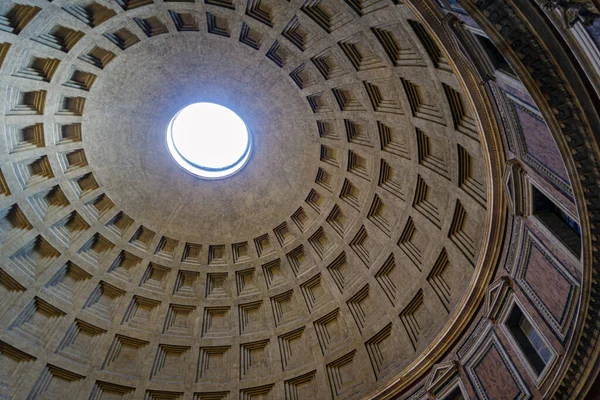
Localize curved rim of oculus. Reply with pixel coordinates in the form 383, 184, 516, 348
166, 102, 252, 179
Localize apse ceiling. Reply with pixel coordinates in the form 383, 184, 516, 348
0, 0, 493, 398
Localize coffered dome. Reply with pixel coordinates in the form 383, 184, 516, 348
0, 0, 598, 399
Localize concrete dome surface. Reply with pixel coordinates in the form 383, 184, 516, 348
0, 0, 599, 399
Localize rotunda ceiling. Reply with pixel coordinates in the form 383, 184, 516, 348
0, 0, 496, 398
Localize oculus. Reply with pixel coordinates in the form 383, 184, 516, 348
166, 102, 251, 179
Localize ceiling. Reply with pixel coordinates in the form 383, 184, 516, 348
0, 0, 496, 398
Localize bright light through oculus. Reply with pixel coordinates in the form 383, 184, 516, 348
166, 103, 251, 179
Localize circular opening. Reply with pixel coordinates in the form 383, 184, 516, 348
166, 102, 252, 179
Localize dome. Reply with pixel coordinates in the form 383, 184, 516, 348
0, 0, 598, 399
